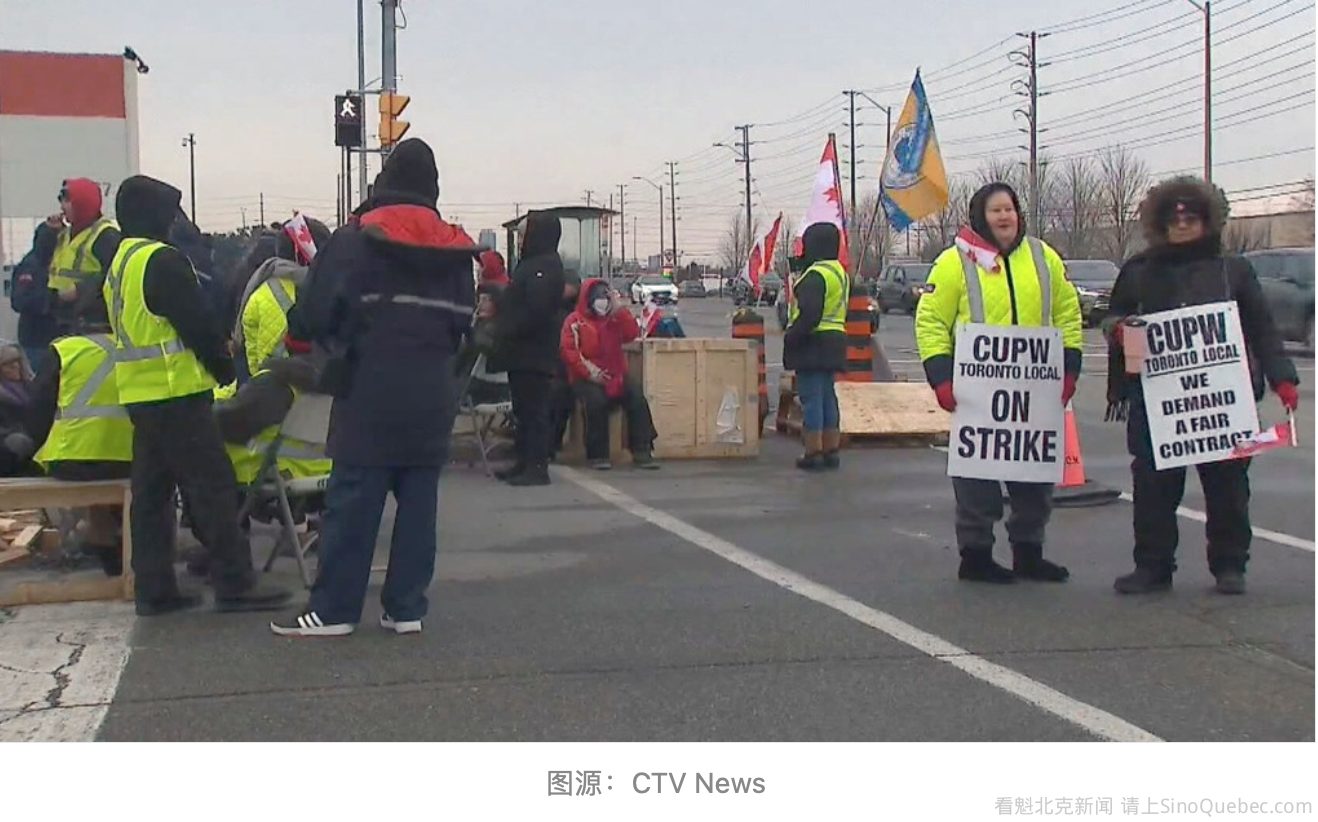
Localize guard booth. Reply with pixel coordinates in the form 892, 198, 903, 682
503, 206, 618, 281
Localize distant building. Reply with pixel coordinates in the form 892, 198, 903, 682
478, 229, 498, 253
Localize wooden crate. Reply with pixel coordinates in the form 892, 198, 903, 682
0, 479, 133, 607
625, 338, 760, 459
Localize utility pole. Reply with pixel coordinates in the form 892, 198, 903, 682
181, 133, 196, 223
1179, 0, 1213, 181
737, 125, 753, 254
381, 0, 400, 161
584, 190, 594, 207
843, 91, 858, 229
632, 177, 664, 269
1013, 31, 1047, 234
259, 192, 265, 225
666, 161, 679, 271
617, 183, 626, 271
356, 0, 368, 201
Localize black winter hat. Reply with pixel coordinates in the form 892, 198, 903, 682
373, 138, 440, 205
800, 222, 841, 267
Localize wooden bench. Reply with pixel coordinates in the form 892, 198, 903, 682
0, 478, 133, 606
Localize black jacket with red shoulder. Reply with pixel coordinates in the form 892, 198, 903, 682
300, 190, 479, 467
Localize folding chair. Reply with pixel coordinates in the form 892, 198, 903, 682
457, 352, 513, 477
237, 392, 334, 588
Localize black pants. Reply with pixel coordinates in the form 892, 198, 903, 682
550, 377, 574, 457
573, 376, 657, 461
127, 393, 255, 602
1131, 455, 1251, 575
1126, 399, 1251, 575
508, 370, 553, 469
952, 478, 1053, 555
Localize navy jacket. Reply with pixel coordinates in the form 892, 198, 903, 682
301, 193, 478, 467
8, 223, 61, 350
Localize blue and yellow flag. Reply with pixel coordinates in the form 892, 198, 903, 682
879, 70, 949, 231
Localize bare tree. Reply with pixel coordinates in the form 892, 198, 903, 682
1290, 177, 1315, 212
773, 213, 796, 274
1053, 156, 1104, 258
1223, 217, 1273, 252
977, 156, 1024, 190
917, 177, 973, 259
719, 211, 761, 274
851, 192, 893, 276
1097, 144, 1150, 262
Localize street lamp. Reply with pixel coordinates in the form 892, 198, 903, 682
1180, 0, 1212, 182
632, 176, 664, 270
181, 133, 197, 223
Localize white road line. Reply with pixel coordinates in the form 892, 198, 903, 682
0, 602, 134, 742
924, 446, 1315, 553
556, 466, 1162, 743
1116, 492, 1315, 553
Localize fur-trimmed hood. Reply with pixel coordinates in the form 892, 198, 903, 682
1137, 175, 1230, 248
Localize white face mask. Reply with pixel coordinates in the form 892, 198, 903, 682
592, 298, 611, 315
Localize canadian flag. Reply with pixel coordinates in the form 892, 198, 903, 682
640, 298, 662, 338
1230, 418, 1297, 459
739, 212, 783, 289
284, 212, 319, 265
954, 225, 1001, 274
791, 136, 850, 271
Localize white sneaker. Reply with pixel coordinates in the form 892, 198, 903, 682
270, 610, 355, 637
380, 613, 423, 634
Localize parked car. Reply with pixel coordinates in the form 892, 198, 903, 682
631, 274, 679, 305
730, 273, 781, 306
1244, 248, 1315, 348
1064, 259, 1120, 328
677, 279, 707, 298
875, 262, 933, 314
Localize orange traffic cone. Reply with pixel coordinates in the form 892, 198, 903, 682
1053, 402, 1121, 507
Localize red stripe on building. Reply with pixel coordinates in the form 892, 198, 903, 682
0, 51, 126, 118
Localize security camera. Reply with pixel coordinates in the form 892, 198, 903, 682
122, 46, 149, 74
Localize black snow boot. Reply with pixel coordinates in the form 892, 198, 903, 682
1012, 543, 1070, 582
1113, 567, 1173, 594
958, 550, 1016, 584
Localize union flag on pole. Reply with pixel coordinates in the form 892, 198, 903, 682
792, 135, 850, 271
739, 212, 783, 289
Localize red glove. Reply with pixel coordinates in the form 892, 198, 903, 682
1062, 373, 1077, 406
1110, 322, 1124, 346
1275, 381, 1299, 411
933, 382, 956, 413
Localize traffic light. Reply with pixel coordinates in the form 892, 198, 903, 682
379, 91, 411, 147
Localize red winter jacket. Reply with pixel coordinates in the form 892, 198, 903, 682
560, 278, 639, 398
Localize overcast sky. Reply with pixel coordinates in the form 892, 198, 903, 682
1, 0, 1312, 262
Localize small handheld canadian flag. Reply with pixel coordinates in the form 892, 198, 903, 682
283, 212, 319, 265
1230, 414, 1298, 459
954, 226, 1001, 274
640, 298, 662, 338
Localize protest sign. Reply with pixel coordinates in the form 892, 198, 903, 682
1138, 301, 1259, 470
947, 324, 1065, 483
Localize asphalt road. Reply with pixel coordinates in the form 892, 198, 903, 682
5, 294, 1312, 742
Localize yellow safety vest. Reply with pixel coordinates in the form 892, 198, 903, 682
788, 260, 849, 333
220, 370, 331, 485
103, 239, 217, 404
239, 278, 296, 375
48, 218, 117, 292
33, 334, 134, 468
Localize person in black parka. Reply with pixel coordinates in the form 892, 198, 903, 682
488, 211, 566, 486
1105, 175, 1299, 596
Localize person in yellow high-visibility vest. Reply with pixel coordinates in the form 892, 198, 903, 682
26, 325, 133, 576
784, 223, 850, 471
232, 216, 331, 379
103, 175, 291, 617
916, 182, 1083, 585
47, 178, 123, 333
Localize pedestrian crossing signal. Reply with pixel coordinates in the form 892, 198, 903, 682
379, 92, 411, 147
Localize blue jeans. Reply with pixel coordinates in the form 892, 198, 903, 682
308, 464, 441, 624
797, 369, 839, 433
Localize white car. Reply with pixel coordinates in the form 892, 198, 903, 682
630, 275, 679, 305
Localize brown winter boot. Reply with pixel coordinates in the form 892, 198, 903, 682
821, 430, 842, 469
796, 432, 826, 471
